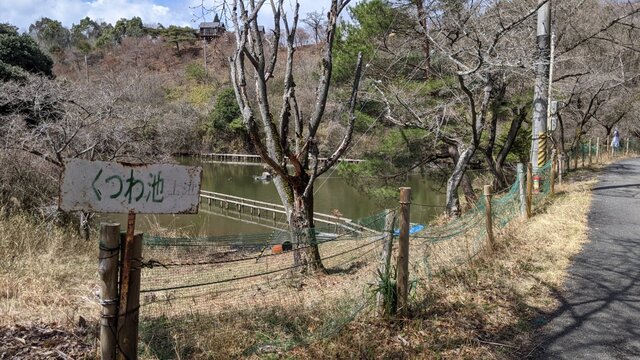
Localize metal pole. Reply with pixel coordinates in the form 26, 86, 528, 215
530, 0, 551, 173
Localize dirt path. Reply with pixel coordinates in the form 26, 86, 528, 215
535, 157, 640, 359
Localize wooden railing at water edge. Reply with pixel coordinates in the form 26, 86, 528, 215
198, 190, 376, 234
198, 153, 364, 165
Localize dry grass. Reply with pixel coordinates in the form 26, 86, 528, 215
0, 215, 98, 326
257, 177, 593, 360
0, 157, 609, 358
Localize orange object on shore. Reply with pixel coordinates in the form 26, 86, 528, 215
272, 244, 283, 254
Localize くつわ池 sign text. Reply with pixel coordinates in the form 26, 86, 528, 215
59, 159, 202, 214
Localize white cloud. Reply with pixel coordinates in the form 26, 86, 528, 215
1, 0, 194, 31
0, 0, 354, 33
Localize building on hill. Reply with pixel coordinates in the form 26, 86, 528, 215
199, 14, 226, 41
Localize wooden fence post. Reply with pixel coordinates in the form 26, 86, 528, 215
377, 209, 396, 311
626, 137, 630, 156
99, 223, 120, 360
550, 151, 557, 196
527, 163, 533, 219
588, 138, 592, 165
517, 163, 526, 218
526, 163, 533, 219
117, 232, 143, 360
484, 185, 494, 251
596, 137, 600, 163
396, 187, 411, 317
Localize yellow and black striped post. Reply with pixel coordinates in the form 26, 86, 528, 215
537, 133, 548, 170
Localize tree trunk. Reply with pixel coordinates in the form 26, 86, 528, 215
495, 105, 527, 188
415, 0, 431, 79
446, 144, 476, 217
484, 105, 503, 189
289, 177, 324, 273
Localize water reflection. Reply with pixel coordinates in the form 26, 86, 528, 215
105, 160, 447, 236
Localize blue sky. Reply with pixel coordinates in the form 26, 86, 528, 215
0, 0, 334, 32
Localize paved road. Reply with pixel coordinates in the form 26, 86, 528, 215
535, 158, 640, 359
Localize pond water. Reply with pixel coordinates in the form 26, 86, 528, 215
107, 160, 448, 237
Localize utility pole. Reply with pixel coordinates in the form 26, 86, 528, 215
203, 39, 208, 79
530, 0, 551, 173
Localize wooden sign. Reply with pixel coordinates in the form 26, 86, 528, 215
59, 159, 202, 214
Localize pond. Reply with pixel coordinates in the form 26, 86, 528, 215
107, 159, 448, 237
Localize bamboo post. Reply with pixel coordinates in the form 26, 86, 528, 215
550, 151, 556, 196
484, 185, 494, 251
377, 209, 396, 311
596, 137, 600, 163
116, 212, 136, 360
117, 232, 143, 360
588, 138, 592, 165
558, 154, 564, 185
99, 223, 120, 360
396, 187, 411, 317
517, 163, 526, 218
526, 163, 533, 218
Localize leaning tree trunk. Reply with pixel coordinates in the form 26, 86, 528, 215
288, 176, 324, 273
445, 145, 476, 217
448, 144, 476, 214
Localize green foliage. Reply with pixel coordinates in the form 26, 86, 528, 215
71, 17, 104, 53
339, 128, 432, 206
29, 17, 70, 53
372, 266, 397, 316
228, 118, 245, 133
185, 62, 207, 83
354, 110, 377, 132
0, 24, 18, 36
333, 0, 414, 84
0, 24, 53, 81
95, 17, 145, 47
186, 84, 215, 107
338, 161, 398, 206
208, 88, 241, 131
161, 25, 196, 53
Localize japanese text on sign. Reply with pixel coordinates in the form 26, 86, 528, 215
59, 159, 202, 214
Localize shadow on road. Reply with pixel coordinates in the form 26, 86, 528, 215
532, 158, 640, 359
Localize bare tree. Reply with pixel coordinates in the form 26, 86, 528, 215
228, 0, 363, 272
0, 73, 168, 238
302, 11, 325, 44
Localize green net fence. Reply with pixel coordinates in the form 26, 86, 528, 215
136, 160, 561, 358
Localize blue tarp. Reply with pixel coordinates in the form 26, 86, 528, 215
393, 224, 425, 236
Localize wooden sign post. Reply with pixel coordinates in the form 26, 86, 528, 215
59, 159, 202, 360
